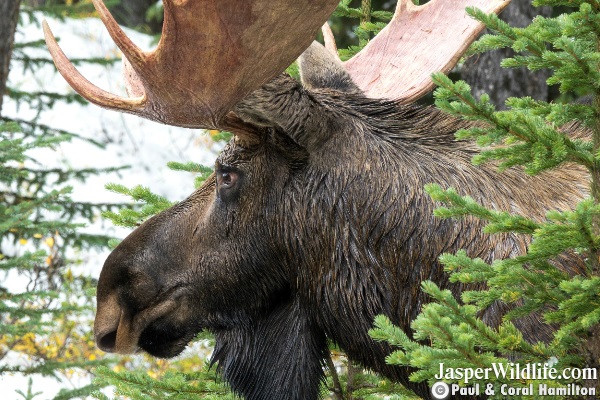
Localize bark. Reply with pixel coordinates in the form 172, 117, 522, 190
462, 0, 552, 109
0, 0, 21, 115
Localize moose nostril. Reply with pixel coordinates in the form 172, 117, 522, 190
97, 330, 117, 353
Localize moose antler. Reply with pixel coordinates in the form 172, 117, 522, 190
45, 0, 510, 128
43, 0, 339, 129
324, 0, 511, 103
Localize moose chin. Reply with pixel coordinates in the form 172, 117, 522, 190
44, 0, 588, 399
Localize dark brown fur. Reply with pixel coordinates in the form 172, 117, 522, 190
95, 43, 588, 399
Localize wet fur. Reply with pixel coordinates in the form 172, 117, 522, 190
224, 72, 588, 398
98, 43, 588, 399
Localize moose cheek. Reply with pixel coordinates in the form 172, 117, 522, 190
218, 188, 240, 204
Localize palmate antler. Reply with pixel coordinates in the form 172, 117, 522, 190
44, 0, 511, 129
43, 0, 340, 129
325, 0, 511, 102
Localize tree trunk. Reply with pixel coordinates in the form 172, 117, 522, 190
0, 0, 21, 115
462, 0, 552, 109
109, 0, 162, 33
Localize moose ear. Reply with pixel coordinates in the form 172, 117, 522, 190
298, 41, 361, 94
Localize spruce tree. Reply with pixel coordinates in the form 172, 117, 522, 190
370, 1, 600, 398
1, 1, 125, 398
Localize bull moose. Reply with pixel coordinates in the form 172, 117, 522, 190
43, 0, 589, 399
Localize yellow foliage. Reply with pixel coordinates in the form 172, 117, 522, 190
4, 318, 105, 367
65, 0, 102, 18
45, 237, 55, 247
64, 268, 74, 282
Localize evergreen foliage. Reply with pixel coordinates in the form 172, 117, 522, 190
93, 365, 236, 400
370, 1, 600, 398
1, 2, 125, 398
333, 0, 393, 60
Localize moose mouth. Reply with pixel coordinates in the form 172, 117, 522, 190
137, 317, 199, 358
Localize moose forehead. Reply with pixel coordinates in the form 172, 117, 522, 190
217, 130, 308, 172
216, 140, 257, 170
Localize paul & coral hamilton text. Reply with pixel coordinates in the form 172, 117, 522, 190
434, 362, 597, 396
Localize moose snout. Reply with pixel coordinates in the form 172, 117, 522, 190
95, 290, 181, 354
94, 307, 141, 354
94, 292, 124, 353
96, 330, 117, 353
94, 291, 142, 354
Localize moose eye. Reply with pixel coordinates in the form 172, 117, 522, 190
216, 169, 240, 192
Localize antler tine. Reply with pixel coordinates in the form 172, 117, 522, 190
42, 20, 145, 113
321, 23, 341, 62
91, 0, 146, 68
343, 0, 512, 103
395, 0, 414, 13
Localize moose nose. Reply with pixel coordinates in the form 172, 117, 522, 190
96, 330, 117, 353
94, 291, 123, 353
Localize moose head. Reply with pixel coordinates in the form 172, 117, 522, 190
44, 0, 588, 399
